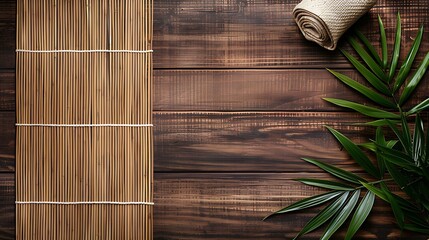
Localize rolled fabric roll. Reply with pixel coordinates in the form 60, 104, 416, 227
293, 0, 377, 50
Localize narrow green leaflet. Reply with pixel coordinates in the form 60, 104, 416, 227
407, 211, 429, 227
358, 140, 397, 152
378, 15, 388, 69
324, 98, 400, 119
360, 182, 388, 202
400, 115, 412, 155
413, 115, 424, 166
394, 25, 424, 92
344, 191, 375, 240
389, 13, 402, 81
296, 179, 354, 191
407, 98, 429, 115
375, 127, 387, 175
320, 190, 361, 240
326, 126, 380, 178
384, 160, 412, 196
293, 191, 350, 240
392, 193, 420, 213
377, 145, 421, 173
340, 49, 391, 95
347, 36, 387, 81
354, 30, 383, 66
327, 69, 395, 108
404, 224, 429, 234
302, 158, 366, 184
386, 120, 411, 154
386, 140, 398, 149
361, 119, 400, 127
358, 142, 376, 152
399, 52, 429, 105
420, 167, 429, 182
263, 191, 342, 220
426, 120, 429, 163
382, 184, 405, 228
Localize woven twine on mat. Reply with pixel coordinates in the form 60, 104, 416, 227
293, 0, 377, 50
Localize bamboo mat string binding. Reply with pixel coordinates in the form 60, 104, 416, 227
16, 49, 153, 53
16, 123, 154, 127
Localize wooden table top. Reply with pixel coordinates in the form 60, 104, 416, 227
1, 0, 429, 239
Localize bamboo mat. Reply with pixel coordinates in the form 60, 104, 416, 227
16, 0, 153, 239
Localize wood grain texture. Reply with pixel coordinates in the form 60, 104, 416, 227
1, 69, 427, 112
0, 173, 427, 240
1, 1, 429, 69
153, 111, 378, 172
154, 69, 429, 111
1, 0, 429, 239
153, 173, 428, 240
0, 0, 15, 69
0, 72, 15, 111
153, 0, 429, 68
0, 112, 14, 172
0, 173, 14, 240
0, 111, 377, 173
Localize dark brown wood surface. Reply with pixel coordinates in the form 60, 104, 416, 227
1, 0, 429, 239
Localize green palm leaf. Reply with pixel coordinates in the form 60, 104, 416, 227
376, 144, 422, 173
354, 30, 383, 66
327, 69, 395, 108
407, 98, 429, 115
378, 15, 388, 69
384, 161, 414, 197
399, 52, 429, 105
360, 182, 388, 201
426, 119, 429, 164
386, 119, 412, 154
393, 25, 424, 92
324, 98, 400, 119
326, 126, 380, 178
382, 184, 405, 228
320, 190, 361, 240
361, 119, 400, 127
344, 191, 375, 240
413, 114, 424, 166
263, 191, 342, 220
404, 224, 429, 234
375, 127, 387, 175
347, 36, 387, 81
296, 179, 354, 191
340, 49, 391, 95
388, 13, 402, 81
358, 140, 397, 152
293, 191, 350, 239
302, 158, 366, 184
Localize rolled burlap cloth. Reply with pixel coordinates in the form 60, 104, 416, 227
293, 0, 377, 50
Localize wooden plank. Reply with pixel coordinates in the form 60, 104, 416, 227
0, 0, 15, 70
2, 69, 427, 112
0, 112, 14, 172
0, 173, 426, 240
0, 71, 14, 111
0, 111, 378, 173
153, 0, 429, 68
152, 111, 383, 172
3, 111, 429, 173
2, 1, 429, 69
0, 173, 14, 240
154, 69, 429, 111
153, 173, 427, 239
